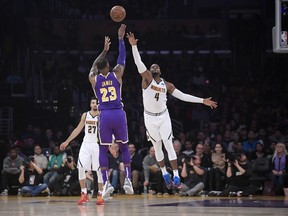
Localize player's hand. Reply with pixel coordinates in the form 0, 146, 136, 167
203, 97, 218, 109
126, 32, 138, 46
118, 24, 126, 39
60, 142, 68, 151
103, 36, 111, 51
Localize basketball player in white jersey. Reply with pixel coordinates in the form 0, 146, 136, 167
60, 97, 104, 205
127, 32, 218, 189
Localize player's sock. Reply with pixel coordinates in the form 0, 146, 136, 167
81, 188, 87, 194
160, 166, 168, 175
173, 170, 179, 177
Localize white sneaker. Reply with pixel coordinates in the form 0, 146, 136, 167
1, 189, 8, 196
123, 178, 134, 195
102, 181, 114, 199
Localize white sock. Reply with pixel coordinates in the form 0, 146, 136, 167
81, 188, 87, 194
160, 166, 168, 175
173, 170, 179, 177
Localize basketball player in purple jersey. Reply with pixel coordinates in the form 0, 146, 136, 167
88, 24, 133, 199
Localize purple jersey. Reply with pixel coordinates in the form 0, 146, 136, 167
95, 72, 123, 110
94, 72, 128, 145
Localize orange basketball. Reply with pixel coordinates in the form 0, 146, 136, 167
110, 5, 126, 22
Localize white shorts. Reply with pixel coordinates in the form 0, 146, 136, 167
77, 141, 100, 171
144, 109, 173, 142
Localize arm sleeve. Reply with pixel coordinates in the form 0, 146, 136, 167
132, 45, 147, 73
171, 88, 204, 103
117, 39, 126, 66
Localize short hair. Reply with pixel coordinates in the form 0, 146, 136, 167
96, 58, 108, 70
90, 96, 97, 103
34, 144, 41, 149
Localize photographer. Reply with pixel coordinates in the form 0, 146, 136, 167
219, 152, 258, 197
53, 156, 80, 196
179, 155, 205, 196
18, 156, 48, 196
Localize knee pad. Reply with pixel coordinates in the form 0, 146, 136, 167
163, 139, 177, 160
153, 140, 164, 161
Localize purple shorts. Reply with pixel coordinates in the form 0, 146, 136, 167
98, 109, 129, 145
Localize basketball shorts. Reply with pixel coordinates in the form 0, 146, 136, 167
98, 109, 129, 145
77, 141, 100, 171
144, 109, 173, 142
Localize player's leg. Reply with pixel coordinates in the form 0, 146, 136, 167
117, 143, 134, 194
152, 139, 172, 189
96, 169, 104, 205
99, 145, 114, 198
113, 109, 133, 194
144, 113, 172, 188
162, 139, 180, 187
77, 143, 90, 204
160, 113, 180, 188
90, 141, 104, 204
77, 167, 89, 204
98, 111, 115, 198
112, 110, 130, 178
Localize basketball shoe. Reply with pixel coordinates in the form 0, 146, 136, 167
173, 176, 181, 188
102, 181, 114, 199
96, 192, 105, 205
123, 177, 134, 195
163, 174, 172, 189
78, 192, 89, 205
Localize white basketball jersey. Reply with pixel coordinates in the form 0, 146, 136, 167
143, 78, 167, 113
83, 112, 98, 143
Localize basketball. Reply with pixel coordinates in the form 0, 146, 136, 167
110, 5, 126, 22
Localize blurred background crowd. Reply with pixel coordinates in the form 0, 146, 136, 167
0, 0, 288, 197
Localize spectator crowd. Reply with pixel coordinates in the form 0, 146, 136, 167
1, 0, 288, 198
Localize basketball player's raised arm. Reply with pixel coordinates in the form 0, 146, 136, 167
126, 32, 153, 84
59, 113, 86, 151
167, 81, 218, 109
89, 36, 111, 85
113, 24, 126, 79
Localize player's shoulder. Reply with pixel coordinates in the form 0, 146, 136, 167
164, 79, 173, 85
81, 112, 88, 118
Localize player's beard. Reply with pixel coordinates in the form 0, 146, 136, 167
152, 72, 160, 78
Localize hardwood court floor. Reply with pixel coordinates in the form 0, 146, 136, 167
1, 194, 287, 216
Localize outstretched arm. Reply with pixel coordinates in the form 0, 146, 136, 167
89, 36, 111, 86
113, 24, 126, 80
126, 32, 153, 88
59, 113, 86, 151
167, 81, 218, 109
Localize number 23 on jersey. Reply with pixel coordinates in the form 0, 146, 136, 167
100, 86, 117, 102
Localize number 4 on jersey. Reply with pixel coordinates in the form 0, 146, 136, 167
154, 93, 159, 101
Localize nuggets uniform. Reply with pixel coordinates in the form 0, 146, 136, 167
94, 72, 128, 145
143, 78, 173, 142
77, 111, 101, 173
